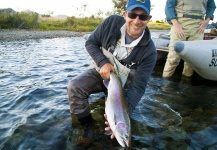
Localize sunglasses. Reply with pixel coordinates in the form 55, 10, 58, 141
127, 12, 150, 21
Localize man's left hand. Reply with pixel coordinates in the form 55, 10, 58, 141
197, 18, 210, 34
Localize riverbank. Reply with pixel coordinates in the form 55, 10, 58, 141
0, 29, 170, 42
0, 29, 89, 41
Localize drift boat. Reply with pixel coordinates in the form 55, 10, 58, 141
151, 28, 217, 81
174, 39, 217, 81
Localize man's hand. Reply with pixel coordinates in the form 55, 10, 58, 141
104, 114, 115, 139
197, 18, 210, 34
100, 63, 115, 79
171, 19, 185, 38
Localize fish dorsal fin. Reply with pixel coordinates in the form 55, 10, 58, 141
103, 79, 110, 89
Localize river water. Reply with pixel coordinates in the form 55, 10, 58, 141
0, 37, 217, 150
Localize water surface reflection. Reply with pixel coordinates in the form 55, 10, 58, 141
0, 37, 217, 149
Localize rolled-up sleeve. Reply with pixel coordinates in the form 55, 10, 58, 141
165, 0, 178, 23
205, 0, 216, 20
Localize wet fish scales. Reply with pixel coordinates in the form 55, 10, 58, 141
104, 72, 131, 147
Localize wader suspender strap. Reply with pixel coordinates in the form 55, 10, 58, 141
108, 37, 147, 68
126, 46, 146, 69
108, 38, 116, 55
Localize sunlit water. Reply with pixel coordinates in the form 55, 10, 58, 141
1, 37, 217, 150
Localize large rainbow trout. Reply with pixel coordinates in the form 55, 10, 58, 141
104, 72, 131, 147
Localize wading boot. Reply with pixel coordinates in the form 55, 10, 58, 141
78, 114, 94, 126
71, 114, 80, 127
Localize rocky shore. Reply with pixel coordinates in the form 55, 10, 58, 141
0, 29, 89, 41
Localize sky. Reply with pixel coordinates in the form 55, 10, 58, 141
1, 0, 217, 22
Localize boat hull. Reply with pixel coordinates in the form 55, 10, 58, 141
174, 39, 217, 81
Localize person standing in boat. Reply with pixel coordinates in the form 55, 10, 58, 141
162, 0, 216, 78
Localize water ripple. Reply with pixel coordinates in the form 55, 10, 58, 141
1, 37, 217, 149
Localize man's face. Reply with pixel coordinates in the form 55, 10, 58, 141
123, 8, 152, 39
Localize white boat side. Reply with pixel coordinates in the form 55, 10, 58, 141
174, 39, 217, 81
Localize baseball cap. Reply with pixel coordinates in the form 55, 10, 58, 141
126, 0, 151, 15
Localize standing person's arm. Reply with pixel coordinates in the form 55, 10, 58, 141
197, 18, 210, 34
205, 0, 216, 20
171, 19, 185, 38
165, 0, 184, 38
197, 0, 216, 34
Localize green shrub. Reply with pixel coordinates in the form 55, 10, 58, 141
0, 8, 171, 31
64, 17, 103, 31
0, 10, 39, 29
148, 23, 171, 30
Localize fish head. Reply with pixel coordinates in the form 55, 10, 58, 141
115, 122, 130, 147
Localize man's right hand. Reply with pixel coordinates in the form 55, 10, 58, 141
100, 63, 115, 79
171, 19, 185, 38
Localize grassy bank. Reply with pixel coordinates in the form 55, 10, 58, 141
38, 17, 171, 31
38, 17, 105, 32
148, 22, 170, 30
0, 10, 170, 31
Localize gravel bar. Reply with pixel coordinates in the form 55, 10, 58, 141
0, 29, 89, 41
